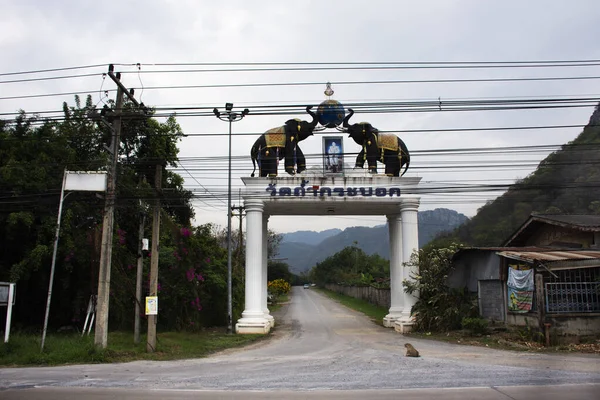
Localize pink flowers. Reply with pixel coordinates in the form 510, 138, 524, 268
190, 297, 202, 311
173, 250, 182, 261
180, 227, 192, 238
186, 268, 205, 282
186, 268, 195, 282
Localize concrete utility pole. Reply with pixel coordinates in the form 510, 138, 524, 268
95, 64, 144, 349
94, 76, 123, 349
232, 205, 245, 269
134, 212, 145, 344
147, 164, 162, 352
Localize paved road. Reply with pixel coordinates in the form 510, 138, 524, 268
1, 287, 599, 399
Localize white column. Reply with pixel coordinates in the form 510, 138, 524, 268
236, 199, 270, 334
383, 214, 403, 327
262, 214, 274, 327
395, 197, 420, 333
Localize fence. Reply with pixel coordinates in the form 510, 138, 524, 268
545, 282, 600, 314
324, 284, 390, 309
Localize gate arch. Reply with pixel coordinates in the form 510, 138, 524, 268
236, 171, 421, 334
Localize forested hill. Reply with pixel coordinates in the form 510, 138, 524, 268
443, 103, 600, 247
280, 208, 468, 273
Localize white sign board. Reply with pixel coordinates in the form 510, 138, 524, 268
145, 296, 158, 315
65, 172, 107, 192
1, 283, 16, 343
0, 283, 15, 306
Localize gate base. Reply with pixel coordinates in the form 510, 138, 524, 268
236, 320, 271, 334
394, 321, 414, 334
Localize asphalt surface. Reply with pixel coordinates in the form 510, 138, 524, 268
1, 286, 599, 398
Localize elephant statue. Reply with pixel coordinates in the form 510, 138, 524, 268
251, 106, 318, 177
341, 108, 410, 177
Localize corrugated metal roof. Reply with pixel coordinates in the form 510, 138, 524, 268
497, 250, 600, 264
534, 214, 600, 228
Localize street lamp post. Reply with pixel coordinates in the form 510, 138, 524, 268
214, 104, 249, 334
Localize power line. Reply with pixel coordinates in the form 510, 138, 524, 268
0, 64, 107, 77
3, 75, 600, 101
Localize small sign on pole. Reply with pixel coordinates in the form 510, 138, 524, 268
145, 296, 158, 315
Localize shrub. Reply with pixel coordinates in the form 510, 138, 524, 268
267, 279, 291, 298
403, 243, 478, 332
461, 317, 489, 335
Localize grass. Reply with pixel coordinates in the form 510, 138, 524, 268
268, 293, 290, 313
0, 329, 267, 367
315, 287, 388, 325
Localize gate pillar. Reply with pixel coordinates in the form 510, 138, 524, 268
236, 199, 271, 334
395, 197, 420, 333
262, 214, 274, 327
383, 213, 403, 327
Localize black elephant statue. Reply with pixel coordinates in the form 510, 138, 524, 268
342, 108, 410, 177
251, 106, 318, 177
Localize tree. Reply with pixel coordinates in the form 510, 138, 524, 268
0, 95, 197, 331
403, 243, 477, 332
310, 245, 389, 286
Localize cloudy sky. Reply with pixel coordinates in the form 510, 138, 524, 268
2, 0, 600, 233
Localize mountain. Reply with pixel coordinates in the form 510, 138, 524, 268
279, 208, 468, 274
282, 228, 342, 245
438, 102, 600, 247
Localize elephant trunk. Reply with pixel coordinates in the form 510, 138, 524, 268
305, 105, 318, 128
342, 108, 355, 128
399, 138, 410, 177
250, 138, 260, 177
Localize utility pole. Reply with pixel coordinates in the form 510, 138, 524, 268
147, 164, 162, 352
94, 74, 123, 349
95, 64, 143, 349
231, 205, 245, 269
134, 212, 145, 344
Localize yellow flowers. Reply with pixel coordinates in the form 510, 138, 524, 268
267, 279, 291, 297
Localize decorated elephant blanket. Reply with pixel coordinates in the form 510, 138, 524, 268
378, 133, 399, 152
264, 126, 286, 148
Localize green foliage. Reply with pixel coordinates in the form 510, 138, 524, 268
310, 245, 389, 287
268, 261, 292, 283
403, 243, 477, 332
461, 317, 489, 335
0, 95, 203, 332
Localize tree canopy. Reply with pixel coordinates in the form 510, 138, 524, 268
0, 95, 242, 332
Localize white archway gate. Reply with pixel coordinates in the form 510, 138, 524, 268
236, 171, 421, 335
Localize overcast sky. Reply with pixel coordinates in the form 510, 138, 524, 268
2, 0, 600, 233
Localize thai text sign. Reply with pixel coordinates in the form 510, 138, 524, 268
265, 184, 401, 198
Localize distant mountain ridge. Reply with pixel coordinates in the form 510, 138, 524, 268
282, 228, 342, 245
279, 208, 468, 274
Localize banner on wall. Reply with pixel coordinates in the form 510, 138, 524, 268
507, 267, 534, 313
